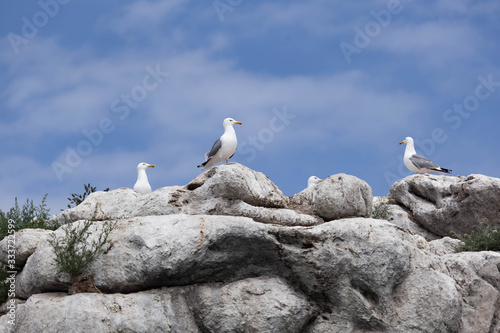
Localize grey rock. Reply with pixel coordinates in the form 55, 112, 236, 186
392, 269, 461, 333
426, 236, 462, 255
3, 167, 500, 333
6, 214, 500, 332
55, 164, 322, 226
390, 174, 500, 236
0, 289, 200, 333
215, 200, 323, 226
292, 173, 373, 221
16, 215, 283, 298
442, 252, 500, 333
272, 218, 463, 332
56, 165, 374, 227
53, 186, 184, 223
186, 276, 315, 333
0, 229, 53, 269
185, 163, 289, 209
372, 196, 440, 240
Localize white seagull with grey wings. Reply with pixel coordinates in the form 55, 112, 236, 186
399, 137, 452, 175
133, 162, 155, 194
198, 118, 243, 170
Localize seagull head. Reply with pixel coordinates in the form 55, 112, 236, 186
399, 136, 414, 145
137, 162, 155, 171
223, 118, 243, 127
307, 176, 324, 188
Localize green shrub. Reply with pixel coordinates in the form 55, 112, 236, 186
453, 222, 500, 252
372, 202, 392, 220
48, 218, 116, 278
0, 194, 58, 241
0, 265, 9, 304
66, 184, 109, 210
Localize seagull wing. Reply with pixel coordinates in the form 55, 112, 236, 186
205, 138, 222, 161
409, 154, 442, 171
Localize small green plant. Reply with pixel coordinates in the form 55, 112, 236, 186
66, 184, 109, 210
0, 265, 9, 304
372, 202, 392, 220
453, 222, 500, 252
0, 194, 57, 241
48, 219, 116, 278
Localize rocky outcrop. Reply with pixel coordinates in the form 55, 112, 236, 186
2, 165, 500, 333
390, 174, 500, 236
5, 276, 313, 333
55, 164, 371, 226
372, 196, 440, 241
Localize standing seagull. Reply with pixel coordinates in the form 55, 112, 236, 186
134, 162, 155, 194
307, 176, 324, 189
399, 137, 452, 174
197, 118, 243, 170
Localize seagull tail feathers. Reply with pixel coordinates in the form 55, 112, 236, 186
197, 158, 211, 169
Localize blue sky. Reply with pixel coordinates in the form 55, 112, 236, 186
1, 0, 499, 214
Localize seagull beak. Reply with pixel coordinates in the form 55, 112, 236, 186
399, 141, 405, 145
148, 164, 155, 168
319, 179, 324, 182
235, 121, 243, 125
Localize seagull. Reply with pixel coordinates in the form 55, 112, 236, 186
133, 162, 155, 194
307, 176, 324, 189
399, 137, 452, 175
197, 118, 243, 170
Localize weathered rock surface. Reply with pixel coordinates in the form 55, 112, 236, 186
443, 252, 500, 333
7, 216, 500, 332
0, 229, 53, 270
2, 166, 500, 333
291, 173, 373, 221
1, 276, 315, 333
372, 196, 440, 241
390, 174, 500, 236
0, 289, 200, 333
55, 164, 374, 227
186, 276, 315, 333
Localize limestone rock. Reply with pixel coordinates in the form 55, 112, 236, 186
372, 196, 440, 240
55, 164, 321, 226
3, 167, 500, 332
390, 174, 500, 236
0, 289, 200, 333
15, 215, 282, 298
0, 229, 52, 269
442, 252, 500, 333
186, 276, 315, 333
5, 215, 500, 332
185, 163, 289, 208
292, 173, 373, 221
53, 186, 184, 223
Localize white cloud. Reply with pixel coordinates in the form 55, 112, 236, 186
98, 0, 188, 35
374, 21, 480, 67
